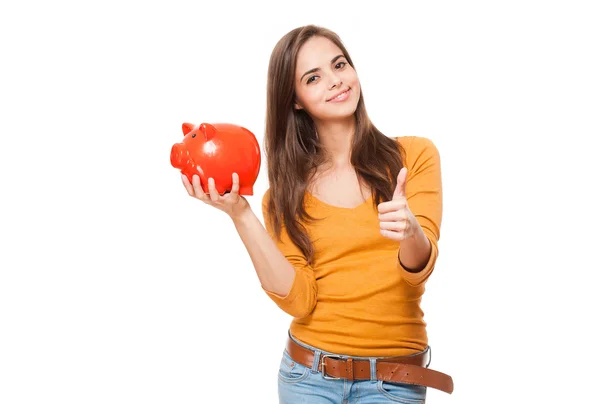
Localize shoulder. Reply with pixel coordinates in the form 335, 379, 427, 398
395, 135, 438, 153
394, 136, 440, 166
261, 188, 274, 227
262, 188, 271, 208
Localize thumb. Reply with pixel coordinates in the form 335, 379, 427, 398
393, 167, 408, 200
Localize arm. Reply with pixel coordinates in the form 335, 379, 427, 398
180, 173, 317, 317
230, 190, 318, 318
231, 209, 295, 296
396, 136, 443, 286
398, 226, 432, 273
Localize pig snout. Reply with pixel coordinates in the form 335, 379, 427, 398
170, 143, 186, 168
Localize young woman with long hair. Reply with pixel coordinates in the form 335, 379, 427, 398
181, 24, 453, 403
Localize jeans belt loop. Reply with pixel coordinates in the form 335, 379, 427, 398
311, 349, 322, 373
369, 358, 377, 382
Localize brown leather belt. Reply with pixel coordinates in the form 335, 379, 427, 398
286, 337, 454, 394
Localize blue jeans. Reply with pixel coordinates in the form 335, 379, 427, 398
278, 333, 428, 403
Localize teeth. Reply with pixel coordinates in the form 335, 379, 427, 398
332, 90, 348, 101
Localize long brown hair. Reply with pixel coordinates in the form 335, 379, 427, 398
264, 25, 405, 264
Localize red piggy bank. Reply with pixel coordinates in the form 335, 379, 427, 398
170, 122, 261, 195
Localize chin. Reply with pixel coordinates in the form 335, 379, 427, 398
312, 109, 355, 123
326, 102, 359, 120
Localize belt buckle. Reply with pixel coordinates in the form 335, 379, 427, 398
321, 354, 345, 380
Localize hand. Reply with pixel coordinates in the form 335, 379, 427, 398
181, 171, 251, 220
377, 167, 419, 242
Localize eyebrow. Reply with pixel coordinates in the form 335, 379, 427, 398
300, 54, 346, 82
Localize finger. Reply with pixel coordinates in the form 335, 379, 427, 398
228, 173, 240, 199
380, 229, 403, 242
208, 177, 221, 203
181, 174, 194, 196
379, 221, 406, 233
378, 210, 405, 222
393, 167, 408, 200
191, 175, 208, 201
377, 200, 406, 214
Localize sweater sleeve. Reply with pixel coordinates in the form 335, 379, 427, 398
396, 136, 443, 287
260, 189, 318, 318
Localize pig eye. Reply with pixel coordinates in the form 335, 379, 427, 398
192, 133, 196, 138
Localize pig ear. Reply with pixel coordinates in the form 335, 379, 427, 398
199, 123, 216, 141
182, 122, 195, 136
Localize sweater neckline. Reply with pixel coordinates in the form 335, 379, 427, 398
306, 191, 373, 211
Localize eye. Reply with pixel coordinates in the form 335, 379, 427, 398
192, 133, 196, 138
335, 61, 347, 69
307, 75, 318, 84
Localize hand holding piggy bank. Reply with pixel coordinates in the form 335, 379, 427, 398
170, 122, 261, 195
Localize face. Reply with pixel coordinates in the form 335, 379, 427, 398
294, 36, 361, 123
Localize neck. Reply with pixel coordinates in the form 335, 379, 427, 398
314, 117, 356, 168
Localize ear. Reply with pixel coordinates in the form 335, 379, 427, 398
199, 123, 217, 141
182, 122, 195, 135
294, 101, 303, 110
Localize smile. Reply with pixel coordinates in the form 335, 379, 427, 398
327, 89, 351, 102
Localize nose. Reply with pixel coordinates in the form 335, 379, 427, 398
170, 143, 184, 168
329, 75, 342, 90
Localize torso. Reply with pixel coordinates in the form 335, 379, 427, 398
307, 166, 371, 209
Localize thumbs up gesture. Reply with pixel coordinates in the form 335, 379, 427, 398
378, 167, 419, 242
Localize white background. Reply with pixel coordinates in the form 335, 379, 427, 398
1, 1, 599, 403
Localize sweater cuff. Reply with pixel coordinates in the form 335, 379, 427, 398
262, 268, 316, 318
397, 236, 438, 287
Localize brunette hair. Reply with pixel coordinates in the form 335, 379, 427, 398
264, 25, 405, 264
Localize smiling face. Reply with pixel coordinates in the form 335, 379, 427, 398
294, 36, 361, 123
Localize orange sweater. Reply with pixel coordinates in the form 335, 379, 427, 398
261, 136, 442, 357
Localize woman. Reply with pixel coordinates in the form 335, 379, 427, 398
181, 25, 453, 403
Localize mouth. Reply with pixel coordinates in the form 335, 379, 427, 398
327, 88, 351, 102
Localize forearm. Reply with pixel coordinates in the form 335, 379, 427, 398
398, 225, 431, 273
231, 209, 296, 296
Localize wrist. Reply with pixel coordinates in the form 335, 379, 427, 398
231, 207, 255, 226
397, 227, 430, 273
